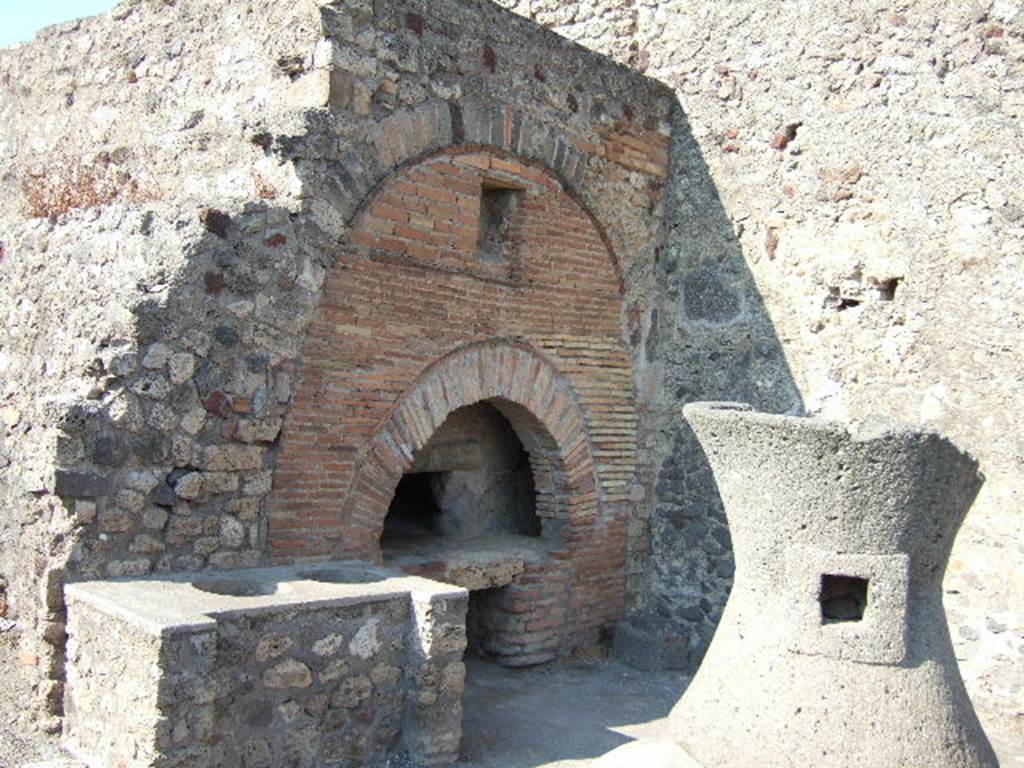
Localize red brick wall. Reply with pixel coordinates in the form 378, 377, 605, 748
270, 148, 640, 652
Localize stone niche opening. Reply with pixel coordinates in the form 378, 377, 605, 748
476, 180, 524, 264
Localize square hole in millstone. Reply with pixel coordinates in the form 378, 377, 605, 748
820, 574, 869, 623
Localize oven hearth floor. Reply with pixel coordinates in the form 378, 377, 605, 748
382, 533, 550, 591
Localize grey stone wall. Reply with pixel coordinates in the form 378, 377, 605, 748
0, 0, 325, 714
516, 0, 1024, 740
207, 603, 411, 767
0, 0, 320, 222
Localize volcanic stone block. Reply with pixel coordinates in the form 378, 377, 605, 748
664, 402, 998, 768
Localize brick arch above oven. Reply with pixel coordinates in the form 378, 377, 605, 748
339, 339, 601, 560
270, 141, 641, 647
308, 97, 669, 290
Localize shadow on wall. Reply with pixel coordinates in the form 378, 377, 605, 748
50, 195, 328, 570
624, 102, 806, 672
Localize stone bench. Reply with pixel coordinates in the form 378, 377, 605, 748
64, 562, 467, 767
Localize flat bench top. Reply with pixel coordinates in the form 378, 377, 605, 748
65, 560, 465, 635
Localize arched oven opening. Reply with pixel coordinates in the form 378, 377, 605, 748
380, 399, 559, 663
381, 401, 540, 549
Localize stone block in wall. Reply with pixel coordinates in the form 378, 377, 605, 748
65, 594, 204, 766
54, 470, 109, 499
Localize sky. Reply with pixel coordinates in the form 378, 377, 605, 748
0, 0, 117, 48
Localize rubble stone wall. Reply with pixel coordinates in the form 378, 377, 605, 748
0, 0, 319, 222
0, 0, 326, 714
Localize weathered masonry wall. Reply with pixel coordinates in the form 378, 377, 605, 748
0, 0, 318, 222
0, 0, 324, 719
512, 0, 1024, 742
0, 0, 674, 721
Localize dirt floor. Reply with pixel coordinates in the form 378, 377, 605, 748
453, 654, 687, 768
2, 632, 1020, 768
453, 657, 1024, 768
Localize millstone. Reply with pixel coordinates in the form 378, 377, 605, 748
666, 402, 998, 768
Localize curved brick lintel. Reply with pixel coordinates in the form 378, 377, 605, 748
311, 98, 634, 294
337, 338, 603, 561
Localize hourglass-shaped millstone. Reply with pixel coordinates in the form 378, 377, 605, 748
664, 402, 998, 768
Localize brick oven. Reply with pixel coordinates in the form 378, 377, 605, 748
0, 1, 675, 760
270, 149, 644, 664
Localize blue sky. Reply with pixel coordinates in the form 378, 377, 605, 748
0, 0, 116, 48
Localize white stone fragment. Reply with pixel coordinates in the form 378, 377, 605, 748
348, 618, 381, 660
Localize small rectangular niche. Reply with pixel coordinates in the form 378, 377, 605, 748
819, 574, 868, 623
477, 181, 523, 264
